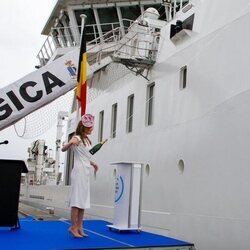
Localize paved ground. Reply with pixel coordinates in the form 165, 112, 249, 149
18, 202, 61, 220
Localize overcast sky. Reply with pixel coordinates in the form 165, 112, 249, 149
0, 0, 58, 160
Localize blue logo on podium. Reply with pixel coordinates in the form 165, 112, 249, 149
115, 175, 124, 203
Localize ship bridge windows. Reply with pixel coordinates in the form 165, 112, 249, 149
53, 19, 68, 47
71, 1, 165, 44
59, 11, 74, 47
97, 7, 119, 35
119, 5, 141, 25
75, 8, 97, 41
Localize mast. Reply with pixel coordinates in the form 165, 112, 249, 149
54, 111, 69, 183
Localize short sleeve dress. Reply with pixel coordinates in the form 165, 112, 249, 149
69, 135, 92, 209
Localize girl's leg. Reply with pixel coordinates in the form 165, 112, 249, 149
77, 209, 88, 236
69, 207, 82, 237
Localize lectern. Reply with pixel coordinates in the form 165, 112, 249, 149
108, 162, 143, 232
0, 159, 28, 229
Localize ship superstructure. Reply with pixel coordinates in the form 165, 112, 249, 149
37, 0, 170, 66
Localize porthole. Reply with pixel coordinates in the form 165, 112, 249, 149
113, 168, 117, 178
145, 164, 150, 176
178, 159, 184, 174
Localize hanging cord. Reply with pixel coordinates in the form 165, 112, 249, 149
14, 117, 27, 138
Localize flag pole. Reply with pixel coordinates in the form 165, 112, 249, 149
79, 14, 87, 43
76, 14, 87, 122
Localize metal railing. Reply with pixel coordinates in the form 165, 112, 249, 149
86, 22, 135, 66
36, 20, 133, 67
112, 27, 161, 70
163, 0, 190, 21
87, 27, 124, 66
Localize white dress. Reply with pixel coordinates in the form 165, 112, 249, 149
69, 136, 92, 209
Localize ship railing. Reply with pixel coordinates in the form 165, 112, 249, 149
87, 20, 132, 46
36, 19, 134, 67
86, 24, 134, 66
112, 28, 160, 65
87, 19, 133, 46
112, 12, 163, 70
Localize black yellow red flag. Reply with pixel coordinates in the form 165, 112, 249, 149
77, 28, 87, 115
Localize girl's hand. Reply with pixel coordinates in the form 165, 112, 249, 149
91, 161, 99, 172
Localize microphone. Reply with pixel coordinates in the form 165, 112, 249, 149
0, 140, 8, 145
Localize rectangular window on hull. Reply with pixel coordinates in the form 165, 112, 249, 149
111, 103, 118, 138
126, 94, 134, 133
180, 65, 187, 90
146, 83, 155, 126
98, 111, 104, 142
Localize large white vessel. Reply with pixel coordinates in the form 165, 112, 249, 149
15, 0, 250, 249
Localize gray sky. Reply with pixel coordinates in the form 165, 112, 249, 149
0, 0, 58, 159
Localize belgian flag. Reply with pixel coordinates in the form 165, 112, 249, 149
76, 27, 87, 115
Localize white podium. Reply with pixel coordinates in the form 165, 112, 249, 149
107, 162, 143, 232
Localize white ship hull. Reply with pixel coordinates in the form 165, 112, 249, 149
20, 1, 250, 249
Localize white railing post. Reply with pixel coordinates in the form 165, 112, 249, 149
47, 37, 53, 56
93, 24, 98, 41
173, 0, 177, 18
93, 8, 104, 43
180, 0, 183, 9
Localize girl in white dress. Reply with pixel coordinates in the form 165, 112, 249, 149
62, 114, 98, 238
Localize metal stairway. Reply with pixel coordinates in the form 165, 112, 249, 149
112, 17, 164, 80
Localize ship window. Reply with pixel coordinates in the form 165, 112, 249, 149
180, 65, 187, 90
74, 9, 97, 41
178, 159, 185, 174
169, 0, 190, 19
97, 7, 119, 34
143, 4, 167, 21
120, 5, 141, 26
111, 103, 118, 138
146, 83, 155, 126
182, 0, 190, 8
126, 94, 134, 133
98, 110, 104, 142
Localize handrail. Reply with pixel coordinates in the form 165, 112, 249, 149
113, 26, 160, 63
36, 20, 134, 67
87, 27, 124, 65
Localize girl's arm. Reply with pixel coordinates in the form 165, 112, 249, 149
61, 137, 79, 152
